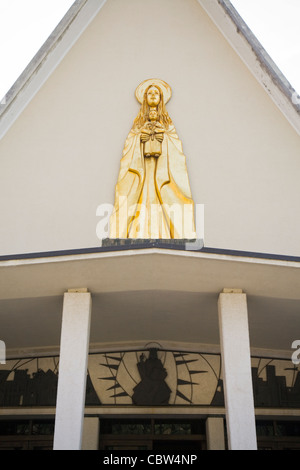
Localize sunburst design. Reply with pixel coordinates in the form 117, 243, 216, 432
98, 350, 214, 405
99, 353, 131, 402
173, 352, 208, 404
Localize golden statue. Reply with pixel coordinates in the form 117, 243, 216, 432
110, 79, 196, 239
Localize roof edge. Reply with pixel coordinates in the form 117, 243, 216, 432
220, 0, 300, 109
0, 243, 299, 264
198, 0, 300, 135
0, 0, 107, 139
0, 1, 86, 112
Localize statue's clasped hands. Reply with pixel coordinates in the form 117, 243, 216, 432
140, 131, 164, 143
140, 131, 151, 143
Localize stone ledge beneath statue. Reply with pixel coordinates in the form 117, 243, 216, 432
101, 238, 203, 251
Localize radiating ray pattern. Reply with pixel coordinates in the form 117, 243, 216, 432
93, 350, 222, 406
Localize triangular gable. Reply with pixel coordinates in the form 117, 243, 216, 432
0, 0, 300, 139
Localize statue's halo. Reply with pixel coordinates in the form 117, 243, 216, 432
135, 78, 172, 105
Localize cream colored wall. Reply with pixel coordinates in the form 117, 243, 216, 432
1, 0, 300, 256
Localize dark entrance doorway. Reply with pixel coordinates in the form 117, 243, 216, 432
99, 418, 206, 450
0, 419, 54, 450
256, 420, 300, 450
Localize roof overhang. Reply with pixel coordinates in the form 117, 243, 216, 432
0, 247, 299, 357
1, 247, 299, 300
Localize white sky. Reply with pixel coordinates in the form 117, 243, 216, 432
231, 0, 300, 92
0, 0, 300, 101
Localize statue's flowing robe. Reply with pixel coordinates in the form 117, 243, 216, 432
110, 123, 196, 239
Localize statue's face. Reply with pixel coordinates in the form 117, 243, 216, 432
147, 86, 160, 107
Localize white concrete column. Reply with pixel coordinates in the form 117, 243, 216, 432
53, 289, 92, 450
218, 289, 257, 450
82, 417, 100, 450
206, 417, 225, 450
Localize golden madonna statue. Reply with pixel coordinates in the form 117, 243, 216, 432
110, 79, 196, 239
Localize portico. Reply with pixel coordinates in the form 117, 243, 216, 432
1, 0, 300, 452
1, 244, 299, 449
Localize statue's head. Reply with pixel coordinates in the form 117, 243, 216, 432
148, 108, 159, 122
134, 79, 172, 130
146, 86, 161, 107
135, 79, 171, 106
149, 348, 159, 360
